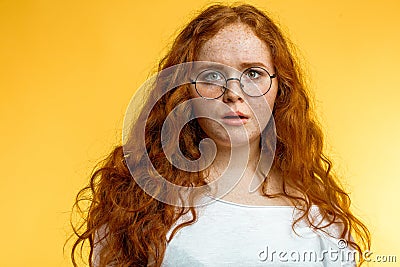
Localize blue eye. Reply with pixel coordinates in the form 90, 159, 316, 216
199, 70, 224, 82
206, 72, 223, 81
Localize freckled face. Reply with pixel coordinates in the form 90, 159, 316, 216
190, 23, 278, 147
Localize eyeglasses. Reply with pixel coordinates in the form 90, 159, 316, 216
190, 67, 276, 99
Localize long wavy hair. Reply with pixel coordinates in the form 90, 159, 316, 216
70, 4, 371, 267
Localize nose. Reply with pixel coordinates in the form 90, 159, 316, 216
223, 78, 244, 103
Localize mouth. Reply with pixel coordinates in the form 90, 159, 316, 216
221, 111, 249, 125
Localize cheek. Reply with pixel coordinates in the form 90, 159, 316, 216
188, 92, 224, 138
245, 93, 276, 134
264, 94, 276, 112
197, 117, 233, 147
265, 82, 278, 110
197, 118, 222, 135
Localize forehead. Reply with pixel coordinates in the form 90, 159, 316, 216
197, 23, 273, 69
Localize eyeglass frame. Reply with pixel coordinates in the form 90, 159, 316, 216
190, 66, 277, 99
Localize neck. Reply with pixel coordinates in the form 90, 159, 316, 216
210, 137, 261, 174
205, 137, 269, 196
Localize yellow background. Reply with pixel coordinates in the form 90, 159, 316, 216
0, 0, 399, 266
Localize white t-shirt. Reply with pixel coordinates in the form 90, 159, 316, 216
161, 197, 357, 267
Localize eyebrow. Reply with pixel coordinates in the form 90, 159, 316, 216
193, 62, 226, 71
239, 62, 270, 69
190, 61, 273, 78
194, 61, 270, 71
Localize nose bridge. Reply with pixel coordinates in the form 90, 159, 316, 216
224, 77, 244, 100
226, 77, 241, 86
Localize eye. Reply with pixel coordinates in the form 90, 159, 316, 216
199, 70, 224, 82
245, 69, 262, 79
207, 72, 221, 80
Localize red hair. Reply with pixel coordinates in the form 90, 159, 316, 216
70, 4, 371, 266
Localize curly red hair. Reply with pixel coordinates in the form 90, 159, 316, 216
69, 4, 371, 266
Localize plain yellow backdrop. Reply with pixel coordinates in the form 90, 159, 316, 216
0, 0, 399, 266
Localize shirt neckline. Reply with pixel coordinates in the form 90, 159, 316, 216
203, 195, 299, 208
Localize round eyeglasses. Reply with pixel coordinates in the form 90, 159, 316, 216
190, 67, 276, 99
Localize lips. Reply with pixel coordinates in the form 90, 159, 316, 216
222, 111, 249, 119
222, 111, 249, 125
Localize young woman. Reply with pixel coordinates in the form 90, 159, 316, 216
71, 4, 371, 267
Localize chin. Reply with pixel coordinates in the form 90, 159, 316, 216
211, 135, 259, 148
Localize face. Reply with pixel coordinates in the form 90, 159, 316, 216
189, 23, 278, 148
